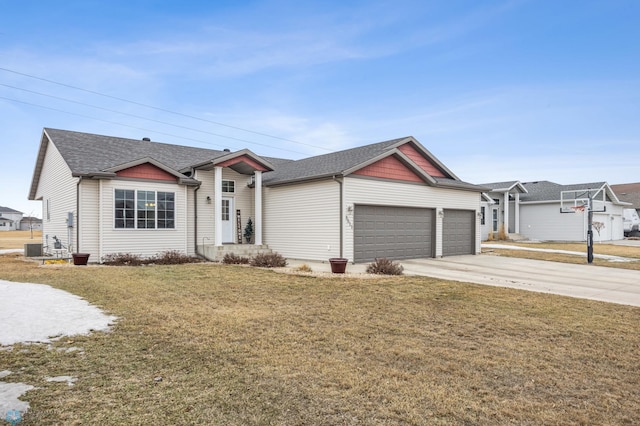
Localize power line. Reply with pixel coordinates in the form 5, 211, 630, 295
0, 95, 309, 155
0, 83, 306, 152
0, 66, 332, 152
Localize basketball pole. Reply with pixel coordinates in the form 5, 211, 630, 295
587, 195, 594, 264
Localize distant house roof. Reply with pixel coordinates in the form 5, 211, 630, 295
611, 182, 640, 209
519, 181, 625, 204
0, 206, 23, 214
479, 181, 527, 194
30, 129, 487, 198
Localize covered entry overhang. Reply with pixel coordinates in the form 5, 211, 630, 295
187, 149, 274, 247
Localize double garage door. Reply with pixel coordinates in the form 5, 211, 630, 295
354, 205, 474, 263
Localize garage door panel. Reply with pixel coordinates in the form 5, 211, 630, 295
442, 209, 475, 256
354, 205, 434, 263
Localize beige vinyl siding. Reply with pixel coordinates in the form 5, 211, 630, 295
78, 179, 100, 256
194, 170, 215, 245
34, 140, 78, 252
100, 179, 187, 258
264, 179, 341, 261
186, 186, 196, 255
344, 177, 481, 259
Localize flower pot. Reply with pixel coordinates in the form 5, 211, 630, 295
329, 257, 348, 274
72, 253, 90, 266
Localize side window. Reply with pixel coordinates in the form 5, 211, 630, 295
222, 180, 235, 193
115, 189, 135, 228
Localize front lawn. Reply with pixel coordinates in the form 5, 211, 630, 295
1, 254, 639, 425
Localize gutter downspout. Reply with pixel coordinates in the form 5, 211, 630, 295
76, 177, 81, 254
333, 175, 344, 258
193, 175, 204, 259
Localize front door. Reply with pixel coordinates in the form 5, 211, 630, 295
221, 197, 234, 243
492, 208, 499, 233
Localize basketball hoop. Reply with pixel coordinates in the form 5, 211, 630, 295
571, 205, 586, 213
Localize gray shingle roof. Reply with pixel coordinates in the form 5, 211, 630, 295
520, 181, 608, 202
0, 206, 23, 214
33, 129, 484, 196
261, 137, 408, 185
479, 181, 521, 191
45, 128, 232, 174
611, 183, 640, 209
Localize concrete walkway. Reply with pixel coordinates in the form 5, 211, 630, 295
287, 254, 640, 308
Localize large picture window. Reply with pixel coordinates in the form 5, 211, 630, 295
115, 189, 175, 229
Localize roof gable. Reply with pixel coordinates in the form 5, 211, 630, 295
352, 155, 426, 183
115, 162, 178, 182
396, 143, 446, 178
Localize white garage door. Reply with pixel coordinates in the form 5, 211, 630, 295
442, 209, 475, 256
354, 205, 434, 263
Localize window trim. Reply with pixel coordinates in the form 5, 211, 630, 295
221, 179, 236, 193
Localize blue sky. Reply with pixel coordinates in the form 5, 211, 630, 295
1, 0, 639, 217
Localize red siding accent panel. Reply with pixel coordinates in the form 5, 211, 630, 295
398, 143, 446, 177
116, 163, 177, 181
352, 156, 424, 182
217, 155, 269, 172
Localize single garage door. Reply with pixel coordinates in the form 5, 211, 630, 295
442, 209, 475, 256
354, 205, 434, 263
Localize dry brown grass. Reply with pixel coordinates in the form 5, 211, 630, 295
0, 230, 42, 250
1, 253, 639, 425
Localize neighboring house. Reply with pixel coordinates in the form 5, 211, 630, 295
0, 206, 23, 231
611, 182, 640, 214
29, 128, 487, 263
480, 180, 627, 242
20, 216, 43, 231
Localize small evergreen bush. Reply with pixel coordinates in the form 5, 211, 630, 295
366, 258, 404, 275
222, 253, 251, 265
250, 252, 287, 268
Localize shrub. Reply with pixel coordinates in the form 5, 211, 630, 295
222, 253, 251, 265
153, 250, 202, 265
250, 252, 287, 268
294, 263, 313, 273
102, 252, 145, 266
366, 258, 404, 275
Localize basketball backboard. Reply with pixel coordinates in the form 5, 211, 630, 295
560, 188, 607, 214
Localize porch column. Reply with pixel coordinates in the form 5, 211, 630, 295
514, 192, 520, 234
214, 166, 223, 246
254, 170, 262, 245
503, 192, 510, 237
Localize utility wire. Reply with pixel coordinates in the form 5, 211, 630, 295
0, 66, 332, 151
0, 95, 309, 155
0, 83, 305, 153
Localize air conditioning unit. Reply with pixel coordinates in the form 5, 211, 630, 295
24, 243, 43, 257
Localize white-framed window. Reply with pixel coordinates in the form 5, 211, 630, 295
222, 180, 235, 193
480, 206, 486, 226
115, 189, 175, 229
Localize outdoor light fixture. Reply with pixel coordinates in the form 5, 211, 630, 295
206, 196, 212, 204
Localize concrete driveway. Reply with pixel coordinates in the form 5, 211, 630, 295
401, 255, 640, 307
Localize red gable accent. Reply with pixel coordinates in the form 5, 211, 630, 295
398, 143, 446, 178
217, 155, 269, 172
116, 163, 177, 181
353, 156, 423, 183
